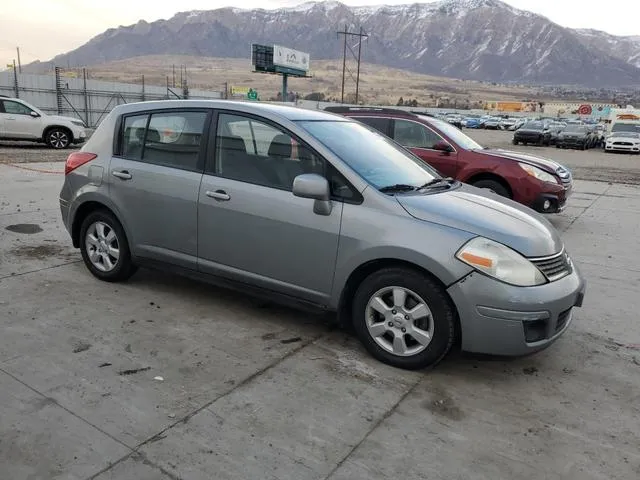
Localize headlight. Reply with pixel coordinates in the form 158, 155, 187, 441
71, 120, 85, 127
456, 237, 547, 286
518, 163, 559, 184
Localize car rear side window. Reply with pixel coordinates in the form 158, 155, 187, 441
213, 113, 325, 191
357, 117, 391, 136
143, 111, 207, 171
393, 119, 442, 149
121, 114, 149, 160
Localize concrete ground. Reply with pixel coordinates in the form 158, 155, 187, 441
1, 160, 639, 480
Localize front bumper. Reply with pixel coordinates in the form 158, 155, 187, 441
605, 144, 640, 153
531, 188, 570, 213
447, 264, 586, 356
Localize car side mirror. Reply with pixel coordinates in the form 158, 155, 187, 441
30, 111, 40, 118
292, 173, 332, 216
433, 141, 454, 154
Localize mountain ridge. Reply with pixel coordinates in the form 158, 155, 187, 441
25, 0, 640, 87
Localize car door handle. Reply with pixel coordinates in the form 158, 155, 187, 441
112, 170, 132, 180
206, 190, 230, 201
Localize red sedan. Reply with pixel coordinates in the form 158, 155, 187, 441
325, 107, 573, 214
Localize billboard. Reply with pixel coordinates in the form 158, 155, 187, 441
273, 45, 310, 73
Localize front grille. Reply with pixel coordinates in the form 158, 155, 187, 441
613, 142, 633, 146
556, 308, 572, 333
531, 250, 572, 282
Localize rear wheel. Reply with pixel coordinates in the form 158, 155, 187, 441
79, 210, 137, 282
352, 268, 456, 370
471, 178, 511, 198
45, 128, 71, 149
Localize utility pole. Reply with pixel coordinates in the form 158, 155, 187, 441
16, 47, 22, 73
337, 25, 368, 105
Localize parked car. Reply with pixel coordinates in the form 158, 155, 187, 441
463, 115, 482, 128
498, 117, 518, 130
512, 121, 552, 146
445, 115, 463, 129
593, 124, 606, 147
556, 125, 593, 150
61, 100, 585, 370
547, 122, 567, 145
483, 117, 501, 130
0, 96, 87, 148
604, 132, 640, 153
324, 106, 573, 214
511, 118, 527, 131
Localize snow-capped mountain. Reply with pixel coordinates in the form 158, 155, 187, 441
574, 29, 640, 69
30, 0, 640, 86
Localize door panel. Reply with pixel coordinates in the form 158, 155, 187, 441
109, 158, 202, 269
197, 111, 341, 304
108, 110, 208, 269
1, 100, 41, 138
198, 177, 342, 302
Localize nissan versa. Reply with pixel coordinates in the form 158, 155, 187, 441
59, 101, 586, 370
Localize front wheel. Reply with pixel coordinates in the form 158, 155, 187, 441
512, 139, 519, 145
471, 178, 511, 198
79, 210, 137, 282
45, 128, 71, 149
352, 268, 456, 370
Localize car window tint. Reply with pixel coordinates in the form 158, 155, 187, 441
121, 114, 149, 159
143, 111, 207, 171
3, 100, 32, 115
215, 113, 324, 191
357, 117, 390, 136
393, 119, 441, 149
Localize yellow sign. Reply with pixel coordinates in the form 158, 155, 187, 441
61, 71, 77, 78
6, 64, 14, 69
230, 86, 250, 96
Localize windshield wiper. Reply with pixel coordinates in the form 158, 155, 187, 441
418, 177, 455, 190
379, 184, 417, 194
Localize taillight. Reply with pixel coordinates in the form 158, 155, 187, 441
65, 152, 97, 175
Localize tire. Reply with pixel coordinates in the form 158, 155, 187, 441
537, 136, 544, 146
556, 143, 561, 148
45, 128, 71, 149
512, 139, 519, 145
471, 178, 511, 198
351, 267, 456, 370
79, 210, 137, 282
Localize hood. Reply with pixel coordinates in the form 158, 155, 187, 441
608, 134, 640, 142
559, 131, 586, 137
516, 127, 544, 134
48, 115, 84, 125
396, 184, 562, 257
472, 148, 562, 174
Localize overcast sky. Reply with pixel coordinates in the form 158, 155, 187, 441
1, 0, 637, 66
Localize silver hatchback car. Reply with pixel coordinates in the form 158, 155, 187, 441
60, 100, 586, 370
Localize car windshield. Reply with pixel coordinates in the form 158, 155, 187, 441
298, 120, 439, 190
612, 123, 640, 134
564, 125, 587, 133
522, 121, 545, 130
418, 116, 484, 150
612, 131, 640, 138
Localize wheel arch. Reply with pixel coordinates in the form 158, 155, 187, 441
464, 172, 513, 198
43, 125, 74, 143
336, 258, 461, 345
71, 200, 124, 248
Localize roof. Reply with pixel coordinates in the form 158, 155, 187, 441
113, 99, 346, 122
323, 106, 422, 117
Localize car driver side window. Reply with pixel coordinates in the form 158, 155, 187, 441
214, 113, 324, 191
393, 119, 442, 149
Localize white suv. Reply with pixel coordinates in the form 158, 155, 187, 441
0, 96, 87, 149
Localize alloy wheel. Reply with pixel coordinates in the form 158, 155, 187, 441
85, 221, 120, 272
365, 286, 434, 357
49, 130, 69, 148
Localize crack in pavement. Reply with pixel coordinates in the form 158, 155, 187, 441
85, 333, 328, 480
560, 183, 613, 233
322, 373, 424, 480
0, 260, 82, 281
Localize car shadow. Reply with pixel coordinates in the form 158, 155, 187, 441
0, 142, 80, 150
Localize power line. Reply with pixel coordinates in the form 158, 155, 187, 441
337, 25, 368, 104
